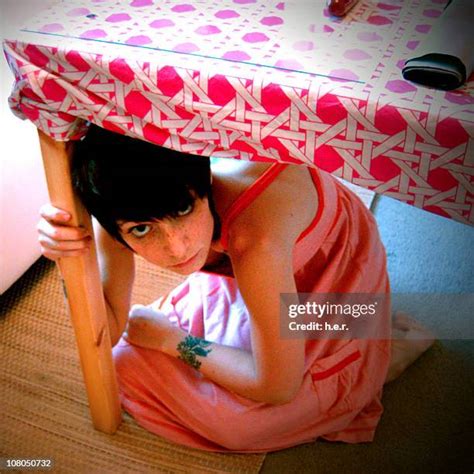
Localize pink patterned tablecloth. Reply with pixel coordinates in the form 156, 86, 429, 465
3, 0, 474, 224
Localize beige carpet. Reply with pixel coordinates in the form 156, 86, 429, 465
0, 257, 264, 473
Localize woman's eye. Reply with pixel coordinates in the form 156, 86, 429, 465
130, 224, 151, 237
176, 203, 193, 217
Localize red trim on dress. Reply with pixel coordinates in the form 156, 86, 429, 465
296, 167, 324, 243
220, 163, 288, 250
219, 164, 323, 251
311, 350, 361, 381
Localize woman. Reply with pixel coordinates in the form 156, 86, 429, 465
38, 124, 433, 452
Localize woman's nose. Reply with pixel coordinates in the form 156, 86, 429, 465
161, 224, 187, 259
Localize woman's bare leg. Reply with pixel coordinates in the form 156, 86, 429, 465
385, 312, 436, 383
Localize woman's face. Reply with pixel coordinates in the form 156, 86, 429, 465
118, 197, 215, 275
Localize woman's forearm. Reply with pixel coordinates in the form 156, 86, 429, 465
94, 219, 135, 347
161, 327, 291, 404
101, 261, 135, 347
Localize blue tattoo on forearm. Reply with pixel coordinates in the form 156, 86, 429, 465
177, 334, 213, 370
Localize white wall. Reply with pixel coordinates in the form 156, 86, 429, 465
0, 1, 55, 292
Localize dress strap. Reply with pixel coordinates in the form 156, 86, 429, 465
219, 163, 289, 251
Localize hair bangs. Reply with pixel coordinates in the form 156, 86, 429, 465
71, 124, 212, 246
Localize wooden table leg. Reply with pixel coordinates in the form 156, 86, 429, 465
37, 130, 122, 434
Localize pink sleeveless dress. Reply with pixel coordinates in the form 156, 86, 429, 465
113, 164, 391, 453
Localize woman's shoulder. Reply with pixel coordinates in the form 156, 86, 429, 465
211, 159, 319, 250
211, 158, 271, 188
211, 159, 315, 206
210, 159, 271, 216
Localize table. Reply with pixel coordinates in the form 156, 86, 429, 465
2, 0, 474, 433
4, 0, 474, 225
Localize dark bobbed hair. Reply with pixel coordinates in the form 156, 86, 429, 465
72, 124, 217, 246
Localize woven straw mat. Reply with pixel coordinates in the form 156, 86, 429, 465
0, 257, 265, 473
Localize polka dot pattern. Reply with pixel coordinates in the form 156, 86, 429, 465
150, 19, 175, 29
195, 25, 221, 35
80, 29, 107, 39
173, 42, 200, 53
385, 79, 417, 93
40, 23, 64, 33
242, 32, 269, 43
106, 13, 131, 23
172, 4, 196, 13
415, 24, 431, 34
27, 0, 446, 86
130, 0, 153, 6
126, 35, 152, 46
215, 10, 240, 19
261, 16, 283, 26
343, 49, 372, 61
67, 8, 90, 17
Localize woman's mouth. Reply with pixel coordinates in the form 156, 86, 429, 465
169, 251, 201, 270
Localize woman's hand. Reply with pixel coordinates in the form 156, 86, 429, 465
37, 203, 92, 261
124, 304, 181, 351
